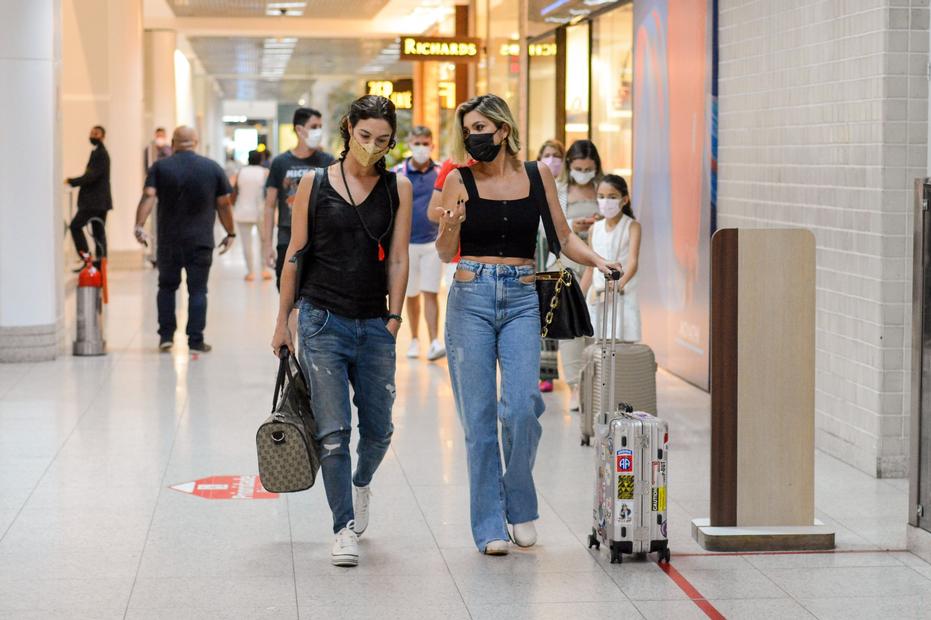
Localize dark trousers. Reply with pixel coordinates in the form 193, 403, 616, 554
70, 210, 107, 259
157, 244, 213, 345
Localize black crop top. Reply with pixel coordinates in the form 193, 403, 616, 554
458, 162, 545, 260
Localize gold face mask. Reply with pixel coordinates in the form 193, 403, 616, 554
349, 134, 390, 167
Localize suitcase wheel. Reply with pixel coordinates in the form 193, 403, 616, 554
580, 435, 591, 447
588, 531, 600, 550
610, 548, 623, 564
659, 548, 671, 564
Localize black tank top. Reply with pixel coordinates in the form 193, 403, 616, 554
298, 168, 399, 319
459, 162, 543, 260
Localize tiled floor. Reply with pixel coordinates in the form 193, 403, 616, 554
1, 255, 930, 619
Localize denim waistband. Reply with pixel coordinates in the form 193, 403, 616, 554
457, 259, 535, 278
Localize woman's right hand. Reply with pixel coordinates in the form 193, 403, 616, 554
434, 195, 467, 228
271, 320, 293, 357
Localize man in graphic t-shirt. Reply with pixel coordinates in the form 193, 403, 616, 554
262, 107, 335, 289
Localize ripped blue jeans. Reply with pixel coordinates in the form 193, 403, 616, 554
297, 299, 396, 533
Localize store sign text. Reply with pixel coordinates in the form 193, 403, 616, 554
366, 79, 413, 110
500, 42, 558, 57
400, 36, 482, 62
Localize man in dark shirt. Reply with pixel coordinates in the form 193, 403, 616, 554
133, 126, 236, 353
262, 107, 335, 289
65, 125, 112, 268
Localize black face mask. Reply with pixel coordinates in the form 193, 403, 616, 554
464, 132, 502, 162
89, 138, 101, 146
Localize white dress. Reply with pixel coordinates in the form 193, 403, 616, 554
234, 165, 267, 223
589, 215, 641, 342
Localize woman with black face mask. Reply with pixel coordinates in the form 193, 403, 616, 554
434, 94, 621, 555
271, 95, 413, 568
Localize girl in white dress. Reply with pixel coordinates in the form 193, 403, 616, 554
582, 175, 641, 342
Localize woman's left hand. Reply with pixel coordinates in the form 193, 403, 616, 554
386, 318, 401, 338
595, 258, 623, 279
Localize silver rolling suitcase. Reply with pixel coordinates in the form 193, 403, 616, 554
587, 273, 670, 564
579, 292, 658, 446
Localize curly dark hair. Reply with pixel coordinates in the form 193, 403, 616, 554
338, 95, 398, 174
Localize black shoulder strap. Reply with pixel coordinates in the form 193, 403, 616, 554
458, 166, 480, 203
525, 161, 561, 258
307, 167, 325, 248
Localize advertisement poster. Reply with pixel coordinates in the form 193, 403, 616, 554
633, 0, 717, 389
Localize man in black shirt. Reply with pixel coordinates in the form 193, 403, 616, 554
133, 126, 236, 353
65, 125, 112, 269
262, 107, 335, 289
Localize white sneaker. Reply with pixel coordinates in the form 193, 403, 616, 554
353, 485, 372, 537
427, 339, 446, 361
406, 339, 420, 358
511, 521, 537, 547
331, 520, 359, 567
483, 540, 509, 555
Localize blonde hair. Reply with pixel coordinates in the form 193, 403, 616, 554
452, 94, 521, 163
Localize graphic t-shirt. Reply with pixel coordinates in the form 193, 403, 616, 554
266, 150, 335, 246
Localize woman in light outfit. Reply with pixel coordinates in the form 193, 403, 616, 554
556, 140, 604, 410
233, 150, 271, 281
582, 175, 642, 341
435, 95, 620, 555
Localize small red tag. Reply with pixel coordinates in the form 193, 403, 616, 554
378, 242, 386, 261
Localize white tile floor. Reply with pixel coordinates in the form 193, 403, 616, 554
1, 255, 930, 619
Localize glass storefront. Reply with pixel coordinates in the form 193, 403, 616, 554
591, 4, 634, 175
522, 1, 633, 176
527, 34, 557, 156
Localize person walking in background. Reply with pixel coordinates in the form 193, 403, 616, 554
582, 174, 641, 341
556, 139, 604, 411
233, 150, 271, 281
145, 127, 172, 171
133, 126, 236, 353
263, 107, 336, 289
534, 139, 565, 393
143, 127, 174, 267
271, 95, 412, 567
394, 126, 445, 361
65, 125, 111, 271
435, 94, 620, 556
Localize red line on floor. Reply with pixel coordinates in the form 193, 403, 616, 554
658, 561, 726, 620
671, 548, 908, 558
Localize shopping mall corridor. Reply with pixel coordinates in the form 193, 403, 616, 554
1, 252, 930, 619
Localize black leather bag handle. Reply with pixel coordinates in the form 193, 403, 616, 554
272, 347, 306, 412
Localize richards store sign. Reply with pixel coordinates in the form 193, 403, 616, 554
399, 35, 483, 62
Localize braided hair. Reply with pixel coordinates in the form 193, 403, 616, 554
338, 95, 398, 175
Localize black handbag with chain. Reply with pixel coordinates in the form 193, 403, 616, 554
525, 162, 594, 340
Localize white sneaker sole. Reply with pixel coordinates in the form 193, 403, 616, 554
331, 554, 359, 567
427, 351, 446, 361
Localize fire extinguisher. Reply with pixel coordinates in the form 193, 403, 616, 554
73, 218, 108, 356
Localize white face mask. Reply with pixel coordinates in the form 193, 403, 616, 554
411, 145, 432, 164
154, 137, 168, 148
571, 169, 596, 185
304, 127, 323, 149
597, 198, 622, 219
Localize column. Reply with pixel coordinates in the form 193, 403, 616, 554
62, 0, 144, 261
0, 0, 63, 361
144, 29, 177, 136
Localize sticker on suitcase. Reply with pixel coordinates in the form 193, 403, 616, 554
617, 501, 634, 523
618, 475, 635, 500
652, 460, 667, 486
652, 486, 667, 512
616, 449, 634, 473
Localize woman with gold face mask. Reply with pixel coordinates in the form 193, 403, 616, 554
271, 95, 413, 568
